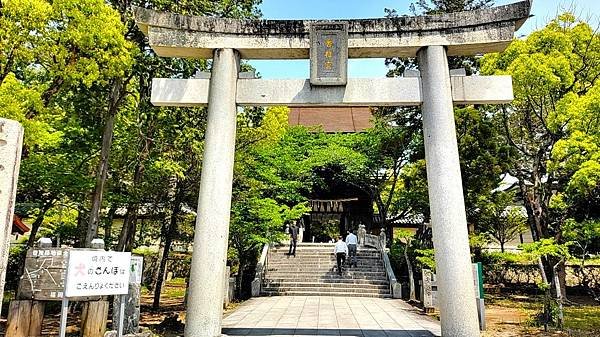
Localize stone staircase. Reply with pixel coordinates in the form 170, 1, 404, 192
261, 243, 392, 298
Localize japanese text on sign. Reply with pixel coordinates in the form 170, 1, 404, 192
65, 250, 131, 297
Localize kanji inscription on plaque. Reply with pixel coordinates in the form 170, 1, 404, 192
310, 22, 348, 86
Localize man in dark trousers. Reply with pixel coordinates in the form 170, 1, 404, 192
346, 229, 358, 268
288, 223, 299, 256
333, 236, 348, 275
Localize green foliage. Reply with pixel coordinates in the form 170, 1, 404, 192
410, 0, 493, 14
481, 251, 534, 265
476, 191, 527, 251
562, 219, 600, 263
0, 74, 59, 148
481, 12, 600, 244
415, 248, 436, 271
6, 243, 27, 292
520, 239, 570, 261
37, 206, 80, 244
1, 0, 134, 87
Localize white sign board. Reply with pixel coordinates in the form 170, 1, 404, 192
129, 255, 144, 284
65, 250, 131, 297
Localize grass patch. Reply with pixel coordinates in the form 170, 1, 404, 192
161, 279, 187, 299
564, 305, 600, 331
484, 293, 600, 336
169, 277, 187, 285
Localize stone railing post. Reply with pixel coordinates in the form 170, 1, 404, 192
251, 244, 269, 297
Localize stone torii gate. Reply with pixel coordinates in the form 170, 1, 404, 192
134, 2, 531, 336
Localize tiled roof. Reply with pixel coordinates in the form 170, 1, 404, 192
289, 107, 372, 133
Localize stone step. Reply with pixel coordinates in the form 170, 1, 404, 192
261, 290, 391, 298
263, 277, 389, 285
262, 285, 390, 294
264, 243, 390, 299
266, 267, 386, 273
264, 277, 389, 284
269, 254, 382, 259
268, 255, 381, 260
273, 243, 373, 247
271, 248, 379, 254
265, 271, 387, 277
263, 281, 389, 290
268, 258, 383, 263
267, 261, 385, 269
267, 261, 384, 266
270, 248, 379, 253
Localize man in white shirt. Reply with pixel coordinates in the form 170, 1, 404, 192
333, 236, 348, 275
346, 229, 358, 268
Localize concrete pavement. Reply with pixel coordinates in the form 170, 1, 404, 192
222, 296, 441, 337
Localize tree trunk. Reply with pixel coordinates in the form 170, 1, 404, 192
85, 78, 125, 247
558, 260, 568, 301
76, 208, 87, 247
152, 182, 183, 309
103, 206, 116, 248
553, 261, 564, 329
116, 146, 148, 252
500, 241, 505, 253
116, 204, 139, 252
236, 263, 244, 299
404, 241, 416, 301
26, 201, 54, 247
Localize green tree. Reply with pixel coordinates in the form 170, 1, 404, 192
476, 192, 527, 252
481, 12, 600, 299
1, 0, 134, 247
382, 0, 507, 233
521, 239, 571, 329
395, 229, 417, 301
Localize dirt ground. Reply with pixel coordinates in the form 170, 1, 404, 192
481, 294, 600, 337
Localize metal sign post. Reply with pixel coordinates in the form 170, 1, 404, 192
118, 295, 126, 337
59, 297, 69, 337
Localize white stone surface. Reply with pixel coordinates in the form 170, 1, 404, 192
151, 76, 513, 107
451, 75, 514, 104
184, 49, 240, 337
135, 2, 532, 59
149, 26, 516, 60
0, 118, 24, 318
418, 46, 480, 337
221, 296, 441, 337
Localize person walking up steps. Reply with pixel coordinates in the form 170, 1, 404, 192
333, 236, 348, 275
288, 223, 299, 256
346, 229, 358, 268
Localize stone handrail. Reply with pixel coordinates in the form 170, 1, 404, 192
251, 243, 270, 297
364, 234, 401, 299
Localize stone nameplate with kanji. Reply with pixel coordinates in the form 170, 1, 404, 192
310, 22, 348, 86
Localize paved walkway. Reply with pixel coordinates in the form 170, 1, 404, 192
222, 296, 441, 337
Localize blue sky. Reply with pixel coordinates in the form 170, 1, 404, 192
248, 0, 600, 79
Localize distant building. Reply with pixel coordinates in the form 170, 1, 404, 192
12, 215, 29, 239
288, 107, 372, 133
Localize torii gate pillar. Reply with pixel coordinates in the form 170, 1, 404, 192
185, 48, 240, 337
418, 46, 479, 336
